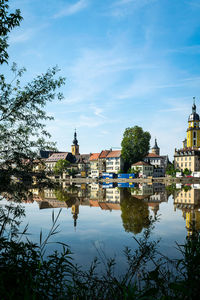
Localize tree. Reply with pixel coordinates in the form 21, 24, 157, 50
0, 0, 23, 64
53, 159, 70, 178
183, 168, 191, 176
121, 126, 151, 170
0, 1, 65, 178
166, 163, 180, 177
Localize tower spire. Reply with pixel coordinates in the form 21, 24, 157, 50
71, 129, 79, 155
192, 97, 196, 113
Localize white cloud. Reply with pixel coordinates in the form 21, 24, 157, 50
53, 0, 88, 18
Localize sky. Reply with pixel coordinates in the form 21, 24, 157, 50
5, 0, 200, 160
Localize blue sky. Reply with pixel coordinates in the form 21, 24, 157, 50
6, 0, 200, 159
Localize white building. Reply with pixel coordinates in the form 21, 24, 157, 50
106, 150, 124, 174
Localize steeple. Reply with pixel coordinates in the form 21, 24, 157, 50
192, 96, 196, 114
187, 97, 200, 148
71, 129, 80, 155
73, 129, 78, 146
152, 138, 160, 155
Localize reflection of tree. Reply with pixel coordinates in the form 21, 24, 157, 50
54, 189, 76, 208
121, 189, 150, 235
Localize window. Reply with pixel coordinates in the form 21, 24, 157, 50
193, 131, 196, 138
189, 157, 191, 161
189, 162, 191, 166
185, 157, 187, 161
181, 157, 183, 161
177, 157, 179, 161
185, 163, 187, 167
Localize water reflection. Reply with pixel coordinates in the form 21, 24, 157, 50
174, 184, 200, 236
29, 183, 170, 232
2, 181, 200, 268
4, 181, 200, 242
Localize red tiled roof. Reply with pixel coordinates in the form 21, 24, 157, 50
89, 153, 100, 161
106, 150, 121, 158
132, 161, 150, 166
99, 150, 110, 158
146, 153, 161, 158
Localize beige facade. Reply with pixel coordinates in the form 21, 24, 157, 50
174, 149, 200, 172
174, 187, 200, 235
106, 188, 123, 203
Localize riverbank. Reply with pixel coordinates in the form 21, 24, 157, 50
58, 176, 200, 185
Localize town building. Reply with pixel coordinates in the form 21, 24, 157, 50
89, 153, 100, 178
99, 150, 111, 175
131, 161, 153, 178
174, 99, 200, 173
45, 152, 75, 173
44, 130, 91, 178
144, 139, 168, 177
106, 150, 124, 174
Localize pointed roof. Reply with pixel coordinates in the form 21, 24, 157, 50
152, 138, 159, 150
72, 129, 78, 146
188, 97, 199, 121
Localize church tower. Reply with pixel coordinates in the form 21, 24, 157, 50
71, 130, 79, 155
187, 97, 200, 148
152, 138, 160, 155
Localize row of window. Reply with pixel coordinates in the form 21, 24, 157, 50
176, 157, 192, 161
177, 163, 192, 167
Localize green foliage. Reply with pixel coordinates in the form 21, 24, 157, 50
183, 168, 191, 176
0, 0, 65, 181
0, 64, 65, 176
182, 184, 192, 192
53, 159, 70, 175
121, 126, 151, 170
166, 163, 180, 177
68, 168, 78, 177
0, 0, 23, 64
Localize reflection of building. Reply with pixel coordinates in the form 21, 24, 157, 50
89, 183, 106, 201
131, 183, 168, 216
174, 186, 200, 235
106, 188, 123, 203
72, 204, 79, 228
131, 183, 153, 196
